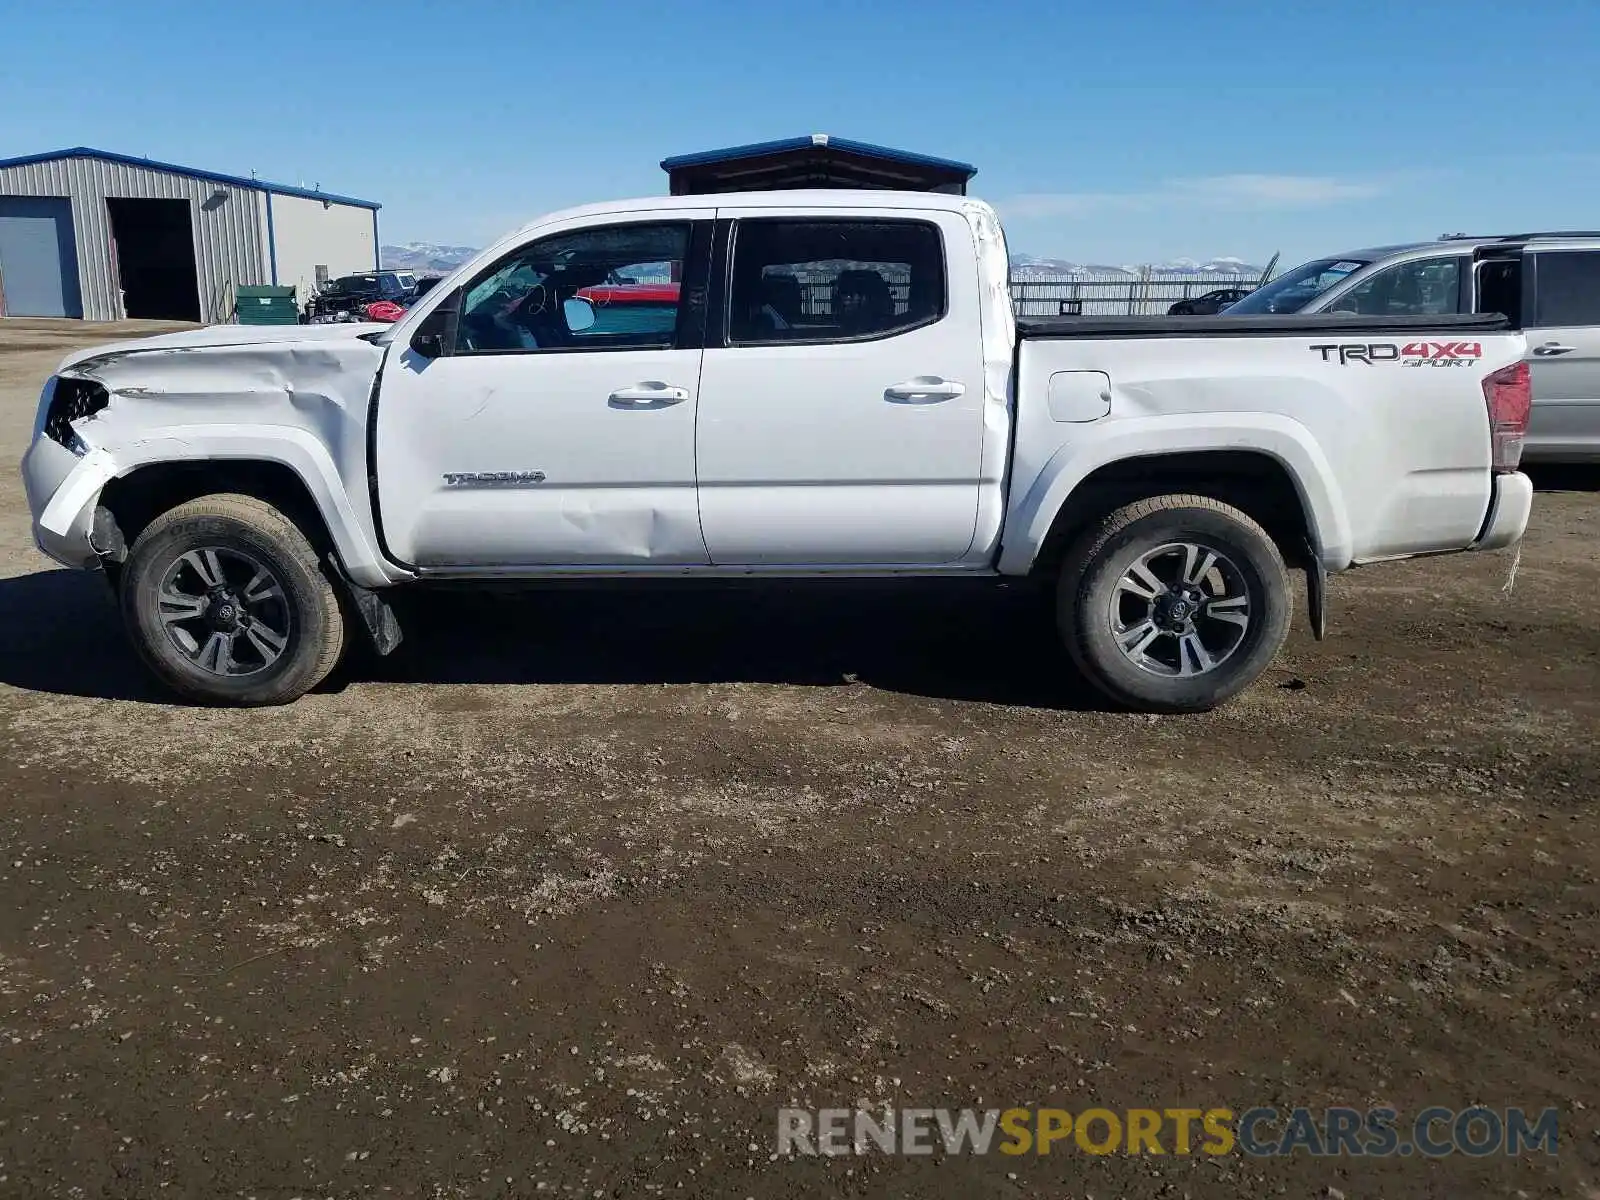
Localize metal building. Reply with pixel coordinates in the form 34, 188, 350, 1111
0, 147, 380, 322
661, 134, 977, 196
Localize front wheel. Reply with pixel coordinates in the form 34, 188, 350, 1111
1057, 494, 1291, 712
120, 494, 346, 706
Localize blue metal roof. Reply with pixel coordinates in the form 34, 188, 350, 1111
0, 147, 381, 210
661, 134, 976, 177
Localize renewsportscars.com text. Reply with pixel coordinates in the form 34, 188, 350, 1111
777, 1106, 1559, 1158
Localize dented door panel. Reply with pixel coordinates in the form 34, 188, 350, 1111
373, 344, 709, 569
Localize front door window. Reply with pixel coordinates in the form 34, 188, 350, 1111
457, 224, 690, 354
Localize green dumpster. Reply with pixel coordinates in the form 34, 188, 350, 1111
235, 285, 300, 325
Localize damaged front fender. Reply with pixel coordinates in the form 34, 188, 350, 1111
24, 328, 410, 588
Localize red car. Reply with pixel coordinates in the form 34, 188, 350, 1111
572, 282, 681, 336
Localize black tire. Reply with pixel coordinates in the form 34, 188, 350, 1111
1057, 494, 1291, 712
120, 494, 346, 706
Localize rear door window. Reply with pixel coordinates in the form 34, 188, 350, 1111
1531, 250, 1600, 326
726, 219, 945, 345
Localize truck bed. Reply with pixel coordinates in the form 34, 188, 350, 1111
1006, 311, 1526, 575
1017, 313, 1512, 339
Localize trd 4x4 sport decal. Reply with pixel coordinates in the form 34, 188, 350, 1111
1310, 341, 1484, 366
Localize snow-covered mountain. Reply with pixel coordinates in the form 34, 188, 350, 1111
1011, 253, 1265, 277
1150, 256, 1264, 275
380, 243, 479, 274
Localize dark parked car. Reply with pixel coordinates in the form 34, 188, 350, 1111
304, 271, 410, 323
1168, 287, 1253, 316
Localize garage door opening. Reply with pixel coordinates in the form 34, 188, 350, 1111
107, 198, 201, 321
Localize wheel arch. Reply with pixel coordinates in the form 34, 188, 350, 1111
1000, 416, 1353, 579
102, 461, 333, 560
94, 443, 397, 588
1024, 448, 1322, 581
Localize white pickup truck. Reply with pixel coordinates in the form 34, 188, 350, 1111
21, 191, 1534, 711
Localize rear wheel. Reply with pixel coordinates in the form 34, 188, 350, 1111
1057, 494, 1291, 712
120, 494, 346, 706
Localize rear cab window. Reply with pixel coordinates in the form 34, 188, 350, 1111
726, 219, 945, 345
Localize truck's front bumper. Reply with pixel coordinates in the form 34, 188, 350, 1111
21, 435, 117, 570
1470, 471, 1534, 552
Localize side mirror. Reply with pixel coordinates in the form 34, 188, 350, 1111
410, 295, 460, 359
563, 296, 596, 333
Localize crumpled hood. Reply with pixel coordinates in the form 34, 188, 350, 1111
57, 321, 389, 374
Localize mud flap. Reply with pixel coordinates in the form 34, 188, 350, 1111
90, 505, 128, 597
1304, 544, 1327, 642
327, 556, 403, 656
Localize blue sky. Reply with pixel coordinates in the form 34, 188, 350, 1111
4, 0, 1600, 265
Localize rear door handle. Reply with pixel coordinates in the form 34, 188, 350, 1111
885, 377, 966, 402
608, 382, 689, 406
1533, 342, 1577, 357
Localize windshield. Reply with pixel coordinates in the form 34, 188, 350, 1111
1224, 258, 1369, 314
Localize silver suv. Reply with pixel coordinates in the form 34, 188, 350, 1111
1229, 233, 1600, 463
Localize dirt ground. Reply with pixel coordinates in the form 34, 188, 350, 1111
0, 319, 1596, 1199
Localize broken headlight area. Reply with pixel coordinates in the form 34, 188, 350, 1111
43, 376, 110, 452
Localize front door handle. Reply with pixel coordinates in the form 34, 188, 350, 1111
885, 377, 966, 402
1533, 342, 1577, 357
608, 382, 689, 407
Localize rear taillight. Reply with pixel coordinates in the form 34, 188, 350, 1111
1482, 360, 1531, 473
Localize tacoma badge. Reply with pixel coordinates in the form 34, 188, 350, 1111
442, 471, 547, 488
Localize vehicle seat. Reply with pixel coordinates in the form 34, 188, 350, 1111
834, 269, 894, 333
905, 271, 939, 323
1391, 270, 1423, 314
759, 273, 803, 333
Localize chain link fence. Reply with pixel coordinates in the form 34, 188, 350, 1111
1009, 271, 1260, 317
622, 263, 1263, 319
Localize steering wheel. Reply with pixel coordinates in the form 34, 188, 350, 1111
510, 282, 569, 348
